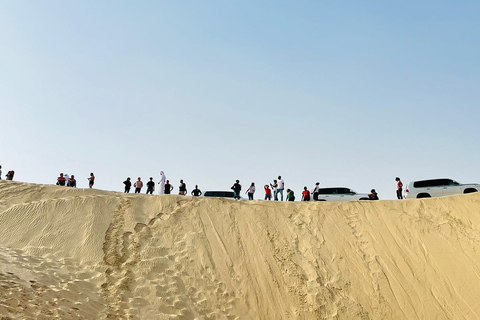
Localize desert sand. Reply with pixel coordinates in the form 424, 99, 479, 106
0, 180, 480, 319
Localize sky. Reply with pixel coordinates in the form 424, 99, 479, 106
1, 1, 479, 200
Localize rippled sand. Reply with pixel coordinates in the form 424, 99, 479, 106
1, 180, 480, 319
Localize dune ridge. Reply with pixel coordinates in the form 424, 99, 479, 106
1, 180, 480, 319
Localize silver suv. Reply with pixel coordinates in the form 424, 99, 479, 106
404, 178, 479, 199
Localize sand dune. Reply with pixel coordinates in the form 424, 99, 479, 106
1, 180, 480, 319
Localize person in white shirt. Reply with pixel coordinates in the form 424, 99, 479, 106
246, 182, 256, 200
276, 176, 285, 201
270, 179, 278, 200
311, 182, 320, 201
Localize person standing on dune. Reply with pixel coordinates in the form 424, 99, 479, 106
270, 179, 278, 200
231, 180, 241, 200
179, 179, 187, 195
123, 177, 132, 193
191, 185, 202, 196
311, 182, 320, 201
395, 177, 403, 199
264, 185, 272, 200
276, 176, 285, 201
164, 180, 173, 194
158, 171, 166, 195
88, 173, 95, 188
134, 177, 143, 193
301, 186, 310, 201
146, 177, 155, 194
246, 182, 256, 200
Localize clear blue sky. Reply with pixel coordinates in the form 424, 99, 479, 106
1, 1, 479, 199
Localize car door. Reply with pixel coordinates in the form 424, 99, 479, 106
441, 179, 461, 196
317, 188, 334, 201
335, 188, 350, 201
422, 179, 445, 197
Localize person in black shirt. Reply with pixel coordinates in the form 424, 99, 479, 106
146, 177, 155, 194
123, 177, 132, 193
369, 189, 379, 200
231, 180, 241, 200
179, 180, 187, 195
164, 180, 173, 194
191, 185, 202, 196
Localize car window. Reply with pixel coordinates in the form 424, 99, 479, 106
337, 188, 350, 194
414, 179, 451, 188
318, 188, 335, 195
204, 191, 235, 198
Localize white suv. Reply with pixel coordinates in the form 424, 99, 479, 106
404, 178, 479, 199
316, 187, 370, 201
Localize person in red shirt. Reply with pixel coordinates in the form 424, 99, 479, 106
57, 173, 66, 186
395, 177, 403, 199
264, 185, 272, 200
301, 186, 310, 201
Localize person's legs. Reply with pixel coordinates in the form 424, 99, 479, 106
274, 189, 278, 201
248, 193, 253, 200
278, 189, 283, 201
397, 188, 403, 199
313, 192, 318, 201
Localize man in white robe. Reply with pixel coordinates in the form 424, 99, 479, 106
158, 171, 166, 195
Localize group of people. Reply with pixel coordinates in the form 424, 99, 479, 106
232, 175, 295, 201
122, 172, 203, 197
231, 176, 395, 201
232, 176, 298, 201
56, 172, 95, 188
4, 166, 404, 201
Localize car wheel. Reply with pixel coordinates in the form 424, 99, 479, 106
359, 198, 370, 201
464, 188, 478, 194
417, 193, 431, 198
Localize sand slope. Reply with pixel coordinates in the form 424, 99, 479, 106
1, 180, 480, 319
